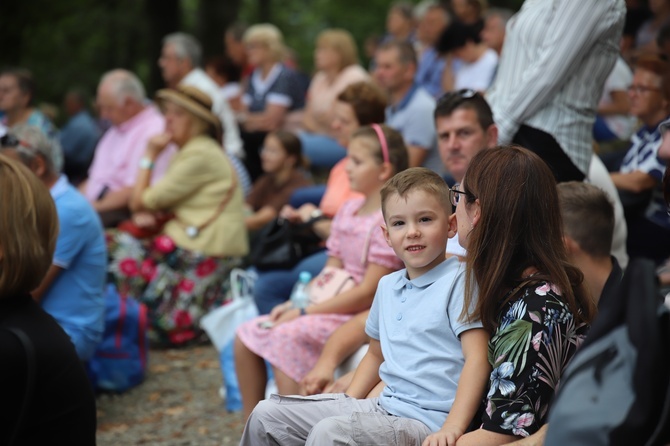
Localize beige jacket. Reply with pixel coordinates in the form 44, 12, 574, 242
142, 135, 249, 257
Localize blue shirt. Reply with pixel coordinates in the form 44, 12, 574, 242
366, 257, 482, 432
43, 176, 107, 359
59, 111, 100, 168
416, 48, 446, 98
385, 84, 441, 174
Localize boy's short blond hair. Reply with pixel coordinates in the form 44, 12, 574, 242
0, 154, 59, 296
381, 167, 452, 220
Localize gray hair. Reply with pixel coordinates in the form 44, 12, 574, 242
163, 32, 202, 67
1, 124, 63, 174
99, 69, 146, 105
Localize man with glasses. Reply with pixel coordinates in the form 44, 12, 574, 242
611, 55, 670, 265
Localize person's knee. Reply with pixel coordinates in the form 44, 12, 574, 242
307, 416, 351, 444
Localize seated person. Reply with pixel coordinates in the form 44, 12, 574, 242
298, 29, 369, 169
0, 154, 96, 444
610, 55, 670, 264
251, 81, 386, 315
240, 167, 489, 445
1, 125, 106, 361
81, 69, 175, 227
107, 85, 248, 347
237, 24, 306, 181
245, 130, 312, 232
437, 20, 499, 92
0, 68, 57, 139
235, 125, 408, 420
593, 56, 636, 144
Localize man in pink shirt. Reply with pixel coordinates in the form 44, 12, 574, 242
80, 69, 175, 226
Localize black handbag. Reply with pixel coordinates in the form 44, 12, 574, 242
250, 218, 323, 271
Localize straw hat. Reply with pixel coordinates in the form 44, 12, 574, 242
155, 85, 221, 139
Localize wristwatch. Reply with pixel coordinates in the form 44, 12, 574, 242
139, 157, 154, 170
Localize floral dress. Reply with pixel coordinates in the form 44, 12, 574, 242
480, 281, 589, 437
107, 231, 241, 347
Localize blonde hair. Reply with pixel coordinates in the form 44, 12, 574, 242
0, 154, 59, 296
243, 23, 285, 63
317, 29, 360, 71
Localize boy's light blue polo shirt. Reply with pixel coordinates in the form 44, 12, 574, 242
366, 256, 482, 432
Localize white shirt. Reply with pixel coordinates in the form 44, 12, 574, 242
181, 68, 243, 158
454, 49, 498, 92
599, 57, 637, 140
487, 0, 626, 174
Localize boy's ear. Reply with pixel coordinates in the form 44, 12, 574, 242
381, 224, 392, 247
563, 235, 580, 256
448, 214, 458, 239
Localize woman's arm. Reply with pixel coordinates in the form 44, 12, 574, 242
129, 133, 172, 212
345, 338, 384, 399
424, 328, 491, 446
456, 429, 518, 446
273, 263, 392, 324
245, 205, 278, 231
610, 171, 658, 193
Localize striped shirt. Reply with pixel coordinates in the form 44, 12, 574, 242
487, 0, 626, 174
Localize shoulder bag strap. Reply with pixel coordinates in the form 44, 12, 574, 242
4, 327, 36, 446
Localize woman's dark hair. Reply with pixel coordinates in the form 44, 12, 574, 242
461, 145, 594, 332
204, 55, 242, 83
272, 130, 304, 168
336, 81, 387, 125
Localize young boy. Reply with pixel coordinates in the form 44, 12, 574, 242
240, 167, 489, 446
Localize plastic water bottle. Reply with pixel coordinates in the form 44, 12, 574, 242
290, 271, 312, 310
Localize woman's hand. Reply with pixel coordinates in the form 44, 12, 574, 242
279, 205, 301, 223
131, 211, 158, 228
146, 133, 172, 158
422, 424, 464, 446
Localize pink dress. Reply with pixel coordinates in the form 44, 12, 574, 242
237, 198, 402, 382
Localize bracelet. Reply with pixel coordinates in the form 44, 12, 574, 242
139, 157, 154, 170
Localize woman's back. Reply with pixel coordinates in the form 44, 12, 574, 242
0, 294, 96, 445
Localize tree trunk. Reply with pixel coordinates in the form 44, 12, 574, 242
145, 0, 181, 94
258, 0, 271, 23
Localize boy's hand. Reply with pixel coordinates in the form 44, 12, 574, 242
300, 363, 335, 395
422, 424, 464, 446
325, 371, 355, 394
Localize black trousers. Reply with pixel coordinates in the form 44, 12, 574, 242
512, 125, 586, 183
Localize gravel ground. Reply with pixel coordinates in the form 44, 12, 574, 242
96, 345, 245, 445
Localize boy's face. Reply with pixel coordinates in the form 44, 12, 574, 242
382, 190, 456, 279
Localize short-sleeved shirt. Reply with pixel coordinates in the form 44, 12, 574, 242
326, 198, 402, 283
454, 48, 499, 92
366, 257, 483, 432
246, 169, 312, 212
44, 176, 107, 351
416, 47, 447, 98
385, 84, 441, 174
620, 120, 670, 229
59, 111, 100, 168
243, 63, 303, 112
598, 57, 637, 140
85, 105, 175, 202
480, 281, 589, 437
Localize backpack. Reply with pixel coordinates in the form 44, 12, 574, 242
545, 259, 670, 446
88, 284, 149, 393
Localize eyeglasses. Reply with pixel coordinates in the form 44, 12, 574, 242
449, 183, 468, 207
437, 89, 481, 110
627, 85, 661, 94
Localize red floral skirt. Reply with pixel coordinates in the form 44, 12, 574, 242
106, 230, 241, 347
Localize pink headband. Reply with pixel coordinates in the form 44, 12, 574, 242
371, 124, 390, 164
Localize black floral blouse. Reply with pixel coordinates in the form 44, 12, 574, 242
480, 281, 589, 437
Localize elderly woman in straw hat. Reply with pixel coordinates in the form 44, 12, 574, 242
107, 84, 248, 347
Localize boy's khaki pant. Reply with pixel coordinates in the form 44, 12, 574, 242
240, 393, 432, 445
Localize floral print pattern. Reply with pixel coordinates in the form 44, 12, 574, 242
107, 230, 241, 347
481, 281, 589, 437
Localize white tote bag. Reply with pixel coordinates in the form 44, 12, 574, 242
200, 268, 259, 352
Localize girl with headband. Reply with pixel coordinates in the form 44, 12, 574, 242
234, 124, 409, 419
